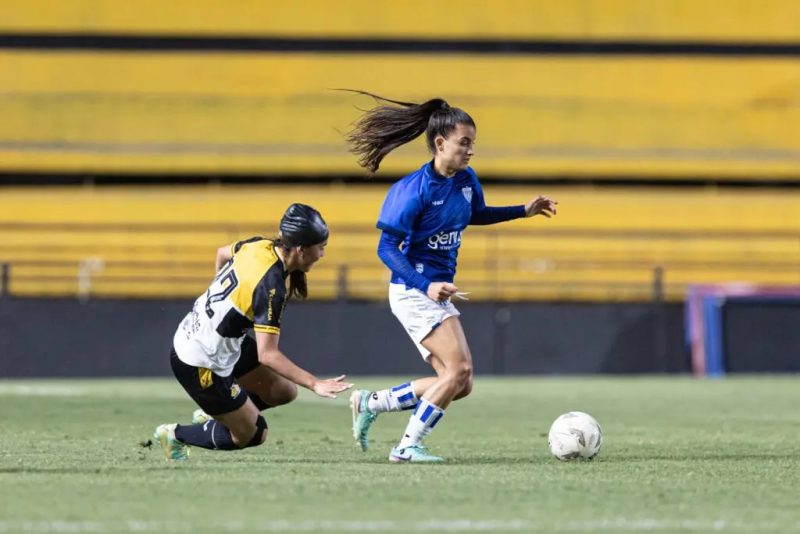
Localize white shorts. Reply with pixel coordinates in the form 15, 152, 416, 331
389, 283, 461, 360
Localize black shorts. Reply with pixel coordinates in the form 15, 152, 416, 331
232, 335, 260, 377
170, 347, 250, 416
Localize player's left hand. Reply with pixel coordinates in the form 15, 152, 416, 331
524, 195, 558, 218
311, 374, 353, 399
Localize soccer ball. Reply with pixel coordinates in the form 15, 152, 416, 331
548, 411, 603, 461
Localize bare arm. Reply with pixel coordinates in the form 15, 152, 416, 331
215, 244, 234, 273
255, 332, 352, 399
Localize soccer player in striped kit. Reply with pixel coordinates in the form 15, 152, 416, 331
344, 91, 557, 462
153, 203, 352, 461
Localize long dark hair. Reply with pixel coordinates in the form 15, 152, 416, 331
341, 89, 475, 174
273, 237, 308, 300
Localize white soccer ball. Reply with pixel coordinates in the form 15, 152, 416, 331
548, 411, 603, 461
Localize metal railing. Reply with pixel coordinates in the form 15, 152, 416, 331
1, 222, 799, 302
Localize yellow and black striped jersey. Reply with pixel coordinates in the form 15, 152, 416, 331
173, 237, 288, 377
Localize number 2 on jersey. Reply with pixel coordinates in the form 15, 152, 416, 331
205, 260, 239, 318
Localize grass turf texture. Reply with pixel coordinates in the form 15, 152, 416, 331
0, 377, 798, 533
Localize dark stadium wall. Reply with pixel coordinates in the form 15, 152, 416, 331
723, 300, 800, 373
0, 298, 689, 377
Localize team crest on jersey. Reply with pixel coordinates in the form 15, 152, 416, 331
461, 187, 473, 203
230, 384, 241, 399
415, 263, 424, 274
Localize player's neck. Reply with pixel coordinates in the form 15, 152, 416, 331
433, 159, 457, 178
278, 247, 304, 273
275, 246, 292, 271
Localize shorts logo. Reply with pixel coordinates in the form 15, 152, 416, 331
198, 368, 214, 389
230, 384, 241, 399
415, 263, 424, 274
461, 187, 472, 203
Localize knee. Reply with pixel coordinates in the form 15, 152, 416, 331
259, 380, 297, 409
456, 374, 474, 399
455, 361, 473, 385
268, 381, 298, 407
280, 382, 298, 404
240, 415, 268, 448
250, 428, 268, 447
444, 361, 473, 389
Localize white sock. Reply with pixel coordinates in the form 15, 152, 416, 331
367, 382, 417, 413
396, 398, 445, 450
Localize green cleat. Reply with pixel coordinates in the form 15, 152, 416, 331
389, 444, 444, 463
349, 389, 378, 451
153, 423, 190, 462
191, 408, 212, 425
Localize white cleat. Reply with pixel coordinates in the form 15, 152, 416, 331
192, 408, 213, 425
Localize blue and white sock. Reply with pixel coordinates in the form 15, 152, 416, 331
367, 382, 418, 413
396, 398, 445, 450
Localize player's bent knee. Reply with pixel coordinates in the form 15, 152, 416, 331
454, 363, 473, 384
262, 381, 297, 408
243, 415, 268, 448
456, 376, 474, 399
278, 382, 298, 405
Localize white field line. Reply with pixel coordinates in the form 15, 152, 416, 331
0, 519, 799, 532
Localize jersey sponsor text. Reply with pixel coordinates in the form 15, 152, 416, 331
427, 230, 462, 250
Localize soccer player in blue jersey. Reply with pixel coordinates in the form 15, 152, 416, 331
344, 91, 557, 463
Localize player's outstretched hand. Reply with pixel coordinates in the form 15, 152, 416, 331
427, 282, 458, 303
524, 196, 558, 218
311, 375, 353, 399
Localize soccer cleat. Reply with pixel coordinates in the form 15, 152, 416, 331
191, 408, 212, 425
349, 389, 378, 451
153, 423, 190, 462
388, 444, 444, 463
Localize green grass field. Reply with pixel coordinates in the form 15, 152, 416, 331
1, 377, 799, 533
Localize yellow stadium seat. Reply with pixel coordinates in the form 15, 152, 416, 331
0, 184, 797, 302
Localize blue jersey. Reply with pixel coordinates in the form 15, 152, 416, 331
377, 161, 491, 286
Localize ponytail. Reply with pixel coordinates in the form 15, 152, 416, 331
340, 89, 475, 175
273, 238, 309, 300
288, 270, 308, 300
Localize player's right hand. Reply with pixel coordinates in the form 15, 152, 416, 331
427, 282, 458, 302
311, 375, 353, 399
